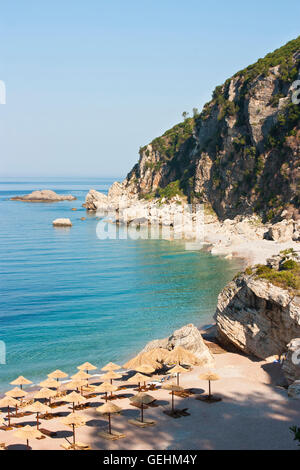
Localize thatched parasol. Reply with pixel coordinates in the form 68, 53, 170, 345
145, 348, 169, 363
165, 346, 198, 366
47, 369, 68, 384
95, 382, 118, 401
34, 387, 57, 405
61, 413, 87, 447
77, 362, 97, 372
199, 372, 220, 400
126, 373, 151, 391
5, 387, 27, 416
162, 383, 184, 413
23, 401, 51, 429
0, 396, 19, 427
10, 376, 32, 390
97, 401, 122, 435
101, 370, 122, 385
14, 425, 42, 449
123, 352, 160, 370
64, 391, 86, 412
101, 362, 121, 371
71, 370, 89, 380
135, 364, 155, 375
130, 392, 155, 423
39, 377, 60, 389
168, 364, 188, 386
64, 379, 86, 394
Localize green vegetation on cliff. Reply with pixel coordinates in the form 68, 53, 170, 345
128, 36, 300, 221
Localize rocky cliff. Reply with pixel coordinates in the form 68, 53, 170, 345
122, 37, 300, 223
214, 251, 300, 381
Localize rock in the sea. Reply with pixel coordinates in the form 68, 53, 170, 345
52, 218, 72, 227
288, 380, 300, 398
83, 189, 108, 211
282, 338, 300, 384
215, 273, 300, 360
11, 190, 76, 202
142, 323, 214, 366
267, 220, 294, 242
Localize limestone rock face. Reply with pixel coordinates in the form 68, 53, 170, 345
282, 338, 300, 384
11, 190, 76, 202
215, 274, 300, 359
52, 218, 72, 227
268, 220, 294, 242
288, 380, 300, 398
142, 323, 214, 366
83, 189, 108, 211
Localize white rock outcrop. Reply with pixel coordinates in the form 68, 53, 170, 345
282, 338, 300, 384
142, 323, 214, 367
82, 189, 108, 211
52, 218, 72, 227
215, 273, 300, 360
11, 190, 76, 202
268, 220, 294, 242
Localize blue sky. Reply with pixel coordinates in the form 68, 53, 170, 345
0, 0, 299, 178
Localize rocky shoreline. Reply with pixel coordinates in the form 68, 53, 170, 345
83, 183, 300, 266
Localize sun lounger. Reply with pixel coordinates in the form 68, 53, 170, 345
163, 408, 190, 418
60, 442, 92, 450
39, 428, 57, 437
0, 426, 13, 432
0, 443, 6, 450
128, 418, 156, 428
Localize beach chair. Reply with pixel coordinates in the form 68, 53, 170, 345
39, 428, 57, 437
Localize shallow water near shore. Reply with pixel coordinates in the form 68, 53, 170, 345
0, 177, 242, 391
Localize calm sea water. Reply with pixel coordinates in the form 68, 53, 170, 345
0, 178, 241, 391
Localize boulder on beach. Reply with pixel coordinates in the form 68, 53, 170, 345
11, 190, 76, 202
142, 323, 214, 367
52, 218, 72, 227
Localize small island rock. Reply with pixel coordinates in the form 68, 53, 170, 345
52, 218, 72, 227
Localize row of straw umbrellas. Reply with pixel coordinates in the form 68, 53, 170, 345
0, 346, 220, 449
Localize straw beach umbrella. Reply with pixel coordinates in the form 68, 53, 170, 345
165, 346, 198, 366
14, 425, 42, 450
10, 376, 32, 390
34, 388, 56, 406
101, 370, 122, 385
97, 402, 122, 435
0, 396, 19, 427
77, 362, 97, 387
95, 382, 118, 401
127, 373, 151, 391
123, 352, 160, 371
64, 379, 86, 394
130, 392, 155, 423
48, 369, 68, 386
5, 387, 27, 415
39, 378, 60, 390
71, 370, 90, 388
101, 362, 121, 371
198, 372, 221, 401
61, 413, 87, 448
135, 364, 155, 375
146, 348, 169, 363
23, 401, 51, 429
162, 383, 184, 413
77, 362, 97, 373
168, 365, 188, 386
64, 391, 86, 412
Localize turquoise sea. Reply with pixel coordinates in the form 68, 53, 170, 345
0, 178, 242, 391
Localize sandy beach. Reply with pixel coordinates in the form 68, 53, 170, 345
1, 344, 299, 451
